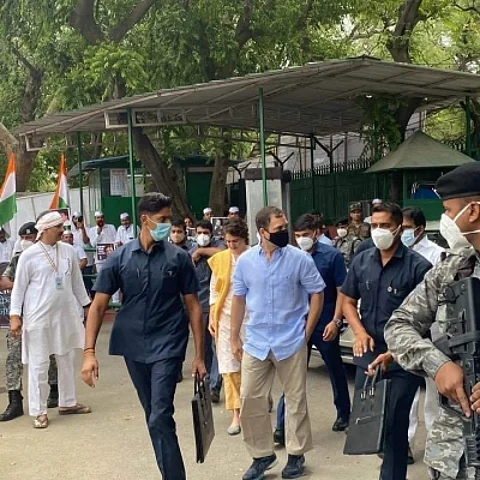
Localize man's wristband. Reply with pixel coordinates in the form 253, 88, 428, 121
333, 318, 343, 328
84, 348, 95, 355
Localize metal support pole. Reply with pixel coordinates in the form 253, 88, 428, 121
258, 88, 268, 206
466, 96, 472, 157
310, 135, 316, 210
127, 109, 138, 237
76, 132, 84, 215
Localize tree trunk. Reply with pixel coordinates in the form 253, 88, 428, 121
209, 156, 230, 215
15, 141, 37, 192
132, 128, 193, 217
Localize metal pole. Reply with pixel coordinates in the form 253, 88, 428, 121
310, 135, 316, 210
466, 96, 472, 157
127, 109, 138, 237
76, 132, 84, 215
258, 88, 268, 206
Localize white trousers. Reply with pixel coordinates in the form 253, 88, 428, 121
96, 263, 120, 303
28, 350, 77, 417
408, 377, 439, 445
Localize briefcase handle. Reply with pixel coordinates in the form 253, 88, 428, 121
194, 373, 206, 397
360, 366, 381, 400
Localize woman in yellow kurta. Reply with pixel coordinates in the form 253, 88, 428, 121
208, 219, 249, 435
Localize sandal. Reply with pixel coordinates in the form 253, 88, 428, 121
59, 403, 92, 415
33, 414, 48, 429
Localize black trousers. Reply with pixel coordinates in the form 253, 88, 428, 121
355, 366, 423, 480
125, 356, 186, 480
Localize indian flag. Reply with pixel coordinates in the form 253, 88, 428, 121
49, 154, 70, 209
0, 153, 17, 227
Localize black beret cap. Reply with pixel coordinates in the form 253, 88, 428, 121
336, 218, 349, 227
18, 221, 38, 236
435, 162, 480, 201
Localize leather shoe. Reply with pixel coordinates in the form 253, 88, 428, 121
273, 428, 285, 446
332, 417, 349, 432
210, 390, 220, 404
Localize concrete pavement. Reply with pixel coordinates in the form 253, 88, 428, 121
0, 324, 428, 479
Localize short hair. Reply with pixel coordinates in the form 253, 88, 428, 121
137, 193, 172, 216
402, 207, 426, 228
294, 214, 317, 232
372, 202, 403, 226
223, 218, 249, 241
255, 206, 284, 231
171, 218, 186, 232
196, 220, 213, 233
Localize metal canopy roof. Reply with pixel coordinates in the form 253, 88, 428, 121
365, 132, 475, 173
14, 57, 480, 141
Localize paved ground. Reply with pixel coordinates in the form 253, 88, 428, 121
0, 323, 428, 479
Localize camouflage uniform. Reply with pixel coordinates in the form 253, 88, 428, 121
385, 247, 480, 480
334, 234, 362, 266
3, 253, 57, 392
348, 222, 371, 240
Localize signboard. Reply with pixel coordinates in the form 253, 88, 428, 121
211, 217, 229, 239
96, 243, 116, 262
0, 292, 11, 328
110, 169, 129, 196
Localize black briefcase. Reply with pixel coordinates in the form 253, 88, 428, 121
344, 367, 391, 455
191, 374, 215, 463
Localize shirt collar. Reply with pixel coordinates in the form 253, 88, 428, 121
370, 242, 406, 262
131, 238, 165, 252
414, 234, 430, 249
258, 244, 285, 258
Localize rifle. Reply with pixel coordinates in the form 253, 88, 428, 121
434, 276, 480, 474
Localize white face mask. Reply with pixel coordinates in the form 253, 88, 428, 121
371, 226, 400, 251
439, 201, 480, 249
196, 233, 211, 247
20, 240, 34, 251
170, 232, 185, 245
337, 228, 348, 238
296, 236, 314, 252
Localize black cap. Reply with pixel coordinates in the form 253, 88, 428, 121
336, 218, 349, 227
435, 162, 480, 200
18, 222, 38, 236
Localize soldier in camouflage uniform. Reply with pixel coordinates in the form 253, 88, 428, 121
385, 162, 480, 480
0, 222, 58, 422
334, 218, 362, 266
348, 202, 371, 240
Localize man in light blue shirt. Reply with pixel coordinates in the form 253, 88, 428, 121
231, 206, 325, 480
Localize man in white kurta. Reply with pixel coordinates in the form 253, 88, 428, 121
115, 212, 138, 246
9, 211, 91, 428
0, 228, 15, 263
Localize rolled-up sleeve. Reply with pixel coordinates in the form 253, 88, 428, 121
300, 254, 325, 294
385, 264, 451, 379
233, 256, 247, 296
180, 254, 199, 295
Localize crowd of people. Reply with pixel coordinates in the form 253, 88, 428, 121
2, 162, 480, 480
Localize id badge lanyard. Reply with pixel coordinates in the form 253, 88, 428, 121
39, 243, 63, 290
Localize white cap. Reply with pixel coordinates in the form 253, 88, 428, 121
72, 211, 80, 217
229, 206, 240, 213
120, 212, 130, 220
372, 198, 382, 205
203, 207, 212, 214
94, 211, 103, 217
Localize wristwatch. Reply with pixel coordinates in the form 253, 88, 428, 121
333, 318, 343, 328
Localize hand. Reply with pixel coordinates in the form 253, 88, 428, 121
231, 336, 243, 362
192, 357, 207, 380
366, 352, 393, 376
353, 330, 375, 357
208, 317, 216, 337
470, 383, 480, 414
9, 316, 22, 339
434, 361, 471, 417
81, 354, 99, 388
191, 249, 203, 265
323, 321, 339, 342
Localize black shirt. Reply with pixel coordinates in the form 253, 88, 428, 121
341, 243, 432, 368
93, 239, 199, 363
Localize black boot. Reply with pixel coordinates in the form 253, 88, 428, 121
0, 390, 24, 421
47, 384, 59, 408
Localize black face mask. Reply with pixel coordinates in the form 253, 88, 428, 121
266, 229, 289, 248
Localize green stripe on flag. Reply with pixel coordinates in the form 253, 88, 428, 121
59, 197, 69, 209
0, 194, 16, 226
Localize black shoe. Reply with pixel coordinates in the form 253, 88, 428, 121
407, 446, 415, 465
332, 417, 349, 432
282, 454, 305, 479
0, 390, 24, 421
273, 428, 285, 446
210, 390, 220, 404
243, 454, 278, 480
47, 386, 59, 409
